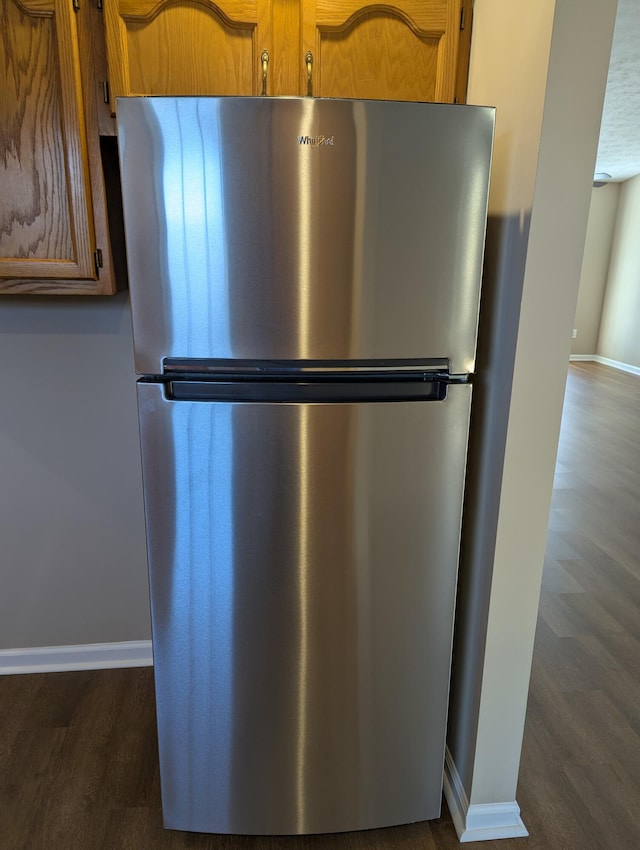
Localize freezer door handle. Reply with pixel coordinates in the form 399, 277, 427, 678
163, 378, 450, 403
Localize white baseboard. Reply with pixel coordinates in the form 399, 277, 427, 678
443, 748, 528, 842
569, 354, 640, 377
0, 640, 153, 675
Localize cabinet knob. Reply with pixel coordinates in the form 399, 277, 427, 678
261, 50, 269, 97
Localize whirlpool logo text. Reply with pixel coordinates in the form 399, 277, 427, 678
297, 135, 335, 148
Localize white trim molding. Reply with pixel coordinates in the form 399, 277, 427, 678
0, 640, 153, 675
569, 354, 640, 377
443, 748, 528, 843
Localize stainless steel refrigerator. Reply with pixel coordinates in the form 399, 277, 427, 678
117, 96, 494, 836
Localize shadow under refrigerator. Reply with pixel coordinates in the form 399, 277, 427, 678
117, 96, 494, 836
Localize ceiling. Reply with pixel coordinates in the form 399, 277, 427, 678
594, 0, 640, 182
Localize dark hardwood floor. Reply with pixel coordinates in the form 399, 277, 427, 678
514, 361, 640, 849
1, 362, 639, 849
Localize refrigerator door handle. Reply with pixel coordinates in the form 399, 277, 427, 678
162, 377, 452, 403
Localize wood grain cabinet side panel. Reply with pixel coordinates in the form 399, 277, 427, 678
0, 0, 97, 286
75, 0, 123, 295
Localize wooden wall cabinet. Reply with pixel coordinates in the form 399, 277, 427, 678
303, 0, 465, 102
0, 0, 121, 294
105, 0, 272, 101
1, 0, 472, 295
105, 0, 471, 104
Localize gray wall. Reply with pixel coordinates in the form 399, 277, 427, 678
0, 295, 150, 648
598, 173, 640, 367
449, 0, 617, 808
572, 184, 620, 356
448, 0, 558, 798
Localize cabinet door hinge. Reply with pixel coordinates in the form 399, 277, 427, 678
94, 248, 103, 277
97, 0, 103, 8
460, 5, 466, 30
102, 80, 110, 104
72, 0, 80, 11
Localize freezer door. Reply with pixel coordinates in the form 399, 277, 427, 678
137, 382, 472, 835
118, 97, 494, 374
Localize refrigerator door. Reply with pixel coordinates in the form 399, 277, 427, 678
117, 97, 494, 375
137, 381, 472, 835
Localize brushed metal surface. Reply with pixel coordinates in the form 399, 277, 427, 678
137, 382, 472, 835
117, 97, 494, 375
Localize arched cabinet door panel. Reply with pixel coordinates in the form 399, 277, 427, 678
302, 0, 464, 103
0, 0, 96, 286
105, 0, 272, 108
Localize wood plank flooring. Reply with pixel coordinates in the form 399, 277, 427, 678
1, 362, 639, 849
516, 362, 640, 849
